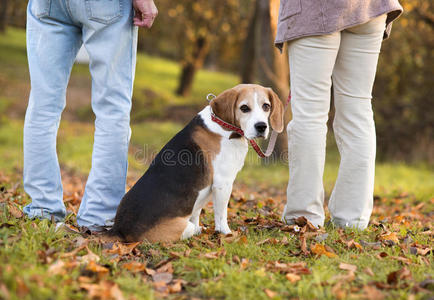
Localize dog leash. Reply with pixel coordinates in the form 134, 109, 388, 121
207, 92, 291, 158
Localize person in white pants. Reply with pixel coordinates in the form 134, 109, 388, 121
282, 14, 396, 229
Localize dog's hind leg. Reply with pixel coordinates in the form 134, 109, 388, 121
181, 221, 196, 240
189, 186, 211, 235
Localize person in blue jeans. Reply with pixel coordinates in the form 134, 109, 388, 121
23, 0, 157, 231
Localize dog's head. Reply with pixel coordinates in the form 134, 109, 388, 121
210, 84, 284, 139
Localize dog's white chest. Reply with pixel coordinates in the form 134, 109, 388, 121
212, 137, 248, 186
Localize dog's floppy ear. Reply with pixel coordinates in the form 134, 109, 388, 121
267, 88, 284, 133
210, 88, 239, 126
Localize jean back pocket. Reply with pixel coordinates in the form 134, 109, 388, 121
30, 0, 52, 18
85, 0, 122, 24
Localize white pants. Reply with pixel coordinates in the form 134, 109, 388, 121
284, 15, 387, 229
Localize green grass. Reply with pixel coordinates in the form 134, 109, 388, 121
0, 184, 432, 299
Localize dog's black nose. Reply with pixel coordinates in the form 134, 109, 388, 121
255, 122, 267, 133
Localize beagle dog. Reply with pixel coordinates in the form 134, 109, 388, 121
107, 84, 284, 242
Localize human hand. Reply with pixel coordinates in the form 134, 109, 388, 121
132, 0, 158, 28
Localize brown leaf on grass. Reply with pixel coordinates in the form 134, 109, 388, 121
264, 288, 277, 298
156, 261, 174, 274
311, 244, 337, 258
299, 233, 309, 256
346, 240, 363, 251
390, 255, 412, 265
364, 267, 375, 277
15, 276, 29, 298
239, 235, 248, 244
240, 258, 249, 270
285, 273, 301, 283
378, 232, 399, 244
363, 285, 384, 300
47, 259, 78, 275
294, 216, 317, 231
105, 242, 141, 256
203, 249, 226, 259
80, 280, 124, 300
232, 255, 241, 264
223, 231, 239, 243
387, 267, 412, 285
80, 247, 101, 264
48, 260, 66, 275
61, 245, 87, 259
145, 268, 156, 276
168, 279, 184, 293
376, 252, 388, 259
266, 261, 311, 275
339, 263, 357, 273
86, 261, 109, 276
331, 282, 346, 300
7, 204, 23, 218
121, 261, 147, 273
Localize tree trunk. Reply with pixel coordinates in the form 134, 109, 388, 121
240, 4, 258, 83
176, 37, 209, 97
0, 0, 9, 33
254, 0, 290, 162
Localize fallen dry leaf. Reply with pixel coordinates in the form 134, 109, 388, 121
311, 244, 337, 258
80, 280, 124, 300
363, 285, 384, 300
240, 258, 249, 270
331, 282, 346, 300
168, 279, 183, 293
121, 261, 147, 273
339, 263, 357, 273
80, 247, 100, 264
48, 260, 66, 275
86, 261, 109, 276
378, 232, 399, 244
106, 242, 141, 256
387, 267, 412, 285
264, 288, 277, 298
7, 204, 23, 218
285, 273, 301, 283
364, 267, 375, 277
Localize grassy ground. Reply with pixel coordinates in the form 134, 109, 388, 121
0, 27, 433, 299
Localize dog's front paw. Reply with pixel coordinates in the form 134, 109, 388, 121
215, 224, 232, 235
193, 225, 203, 235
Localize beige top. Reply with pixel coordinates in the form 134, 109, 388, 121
275, 0, 403, 50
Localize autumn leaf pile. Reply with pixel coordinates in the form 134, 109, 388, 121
0, 172, 433, 299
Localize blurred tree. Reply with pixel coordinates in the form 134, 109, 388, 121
163, 1, 247, 96
373, 0, 434, 163
0, 0, 8, 33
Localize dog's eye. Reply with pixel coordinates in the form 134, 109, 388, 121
263, 103, 271, 112
240, 105, 251, 113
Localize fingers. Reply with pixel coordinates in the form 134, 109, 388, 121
134, 13, 156, 28
133, 3, 158, 28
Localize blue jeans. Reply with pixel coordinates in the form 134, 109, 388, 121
23, 0, 138, 230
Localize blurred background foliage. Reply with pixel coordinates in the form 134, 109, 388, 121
0, 0, 432, 164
